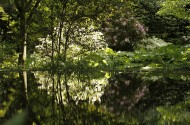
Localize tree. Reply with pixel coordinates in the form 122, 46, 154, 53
135, 0, 190, 44
101, 1, 147, 51
158, 0, 190, 20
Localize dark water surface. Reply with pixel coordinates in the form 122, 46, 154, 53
0, 70, 190, 125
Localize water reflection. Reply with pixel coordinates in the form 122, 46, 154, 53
34, 71, 108, 104
0, 70, 190, 124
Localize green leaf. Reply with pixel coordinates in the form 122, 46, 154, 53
0, 6, 5, 13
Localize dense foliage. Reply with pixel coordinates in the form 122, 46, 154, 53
0, 0, 190, 125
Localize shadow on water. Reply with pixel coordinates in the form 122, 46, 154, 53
0, 69, 190, 125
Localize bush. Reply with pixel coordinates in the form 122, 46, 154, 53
135, 36, 171, 50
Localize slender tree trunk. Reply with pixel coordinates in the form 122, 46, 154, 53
57, 2, 67, 118
63, 27, 72, 103
14, 1, 41, 123
50, 4, 56, 124
17, 7, 29, 110
57, 19, 65, 117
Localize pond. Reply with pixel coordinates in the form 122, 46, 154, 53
0, 68, 190, 125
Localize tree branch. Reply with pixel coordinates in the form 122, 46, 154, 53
26, 0, 41, 26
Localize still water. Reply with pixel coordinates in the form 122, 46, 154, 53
0, 69, 190, 125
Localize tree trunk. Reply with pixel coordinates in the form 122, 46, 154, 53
15, 0, 41, 110
18, 9, 28, 110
